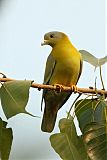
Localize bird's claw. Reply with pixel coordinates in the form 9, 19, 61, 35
71, 85, 78, 93
54, 84, 64, 93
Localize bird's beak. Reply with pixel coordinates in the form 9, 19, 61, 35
41, 40, 49, 46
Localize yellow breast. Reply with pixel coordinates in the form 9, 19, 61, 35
49, 40, 81, 86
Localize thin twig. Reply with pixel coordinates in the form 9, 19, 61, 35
0, 77, 107, 96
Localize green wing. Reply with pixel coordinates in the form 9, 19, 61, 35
43, 54, 56, 84
41, 54, 56, 110
76, 57, 83, 84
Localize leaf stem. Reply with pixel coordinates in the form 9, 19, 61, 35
99, 66, 105, 90
67, 94, 82, 119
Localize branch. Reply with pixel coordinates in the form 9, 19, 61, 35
0, 77, 107, 96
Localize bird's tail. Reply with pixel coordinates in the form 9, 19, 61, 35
41, 105, 58, 133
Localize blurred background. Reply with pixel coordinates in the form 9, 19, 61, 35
0, 0, 106, 159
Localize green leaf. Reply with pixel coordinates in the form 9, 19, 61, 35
0, 80, 34, 119
83, 122, 107, 160
75, 99, 106, 133
50, 118, 89, 160
79, 50, 107, 67
0, 118, 13, 160
75, 99, 95, 133
75, 99, 107, 160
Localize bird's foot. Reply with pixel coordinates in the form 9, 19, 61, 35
70, 85, 78, 93
54, 84, 64, 93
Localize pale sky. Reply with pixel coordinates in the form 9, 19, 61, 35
0, 0, 106, 159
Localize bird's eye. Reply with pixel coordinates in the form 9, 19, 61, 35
50, 34, 54, 38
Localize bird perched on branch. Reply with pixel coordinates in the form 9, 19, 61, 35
41, 31, 82, 132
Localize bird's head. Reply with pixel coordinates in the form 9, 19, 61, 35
41, 31, 68, 47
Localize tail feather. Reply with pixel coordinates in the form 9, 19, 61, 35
41, 106, 57, 133
41, 90, 72, 132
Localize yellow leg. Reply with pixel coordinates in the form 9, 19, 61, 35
54, 84, 64, 92
70, 85, 78, 93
